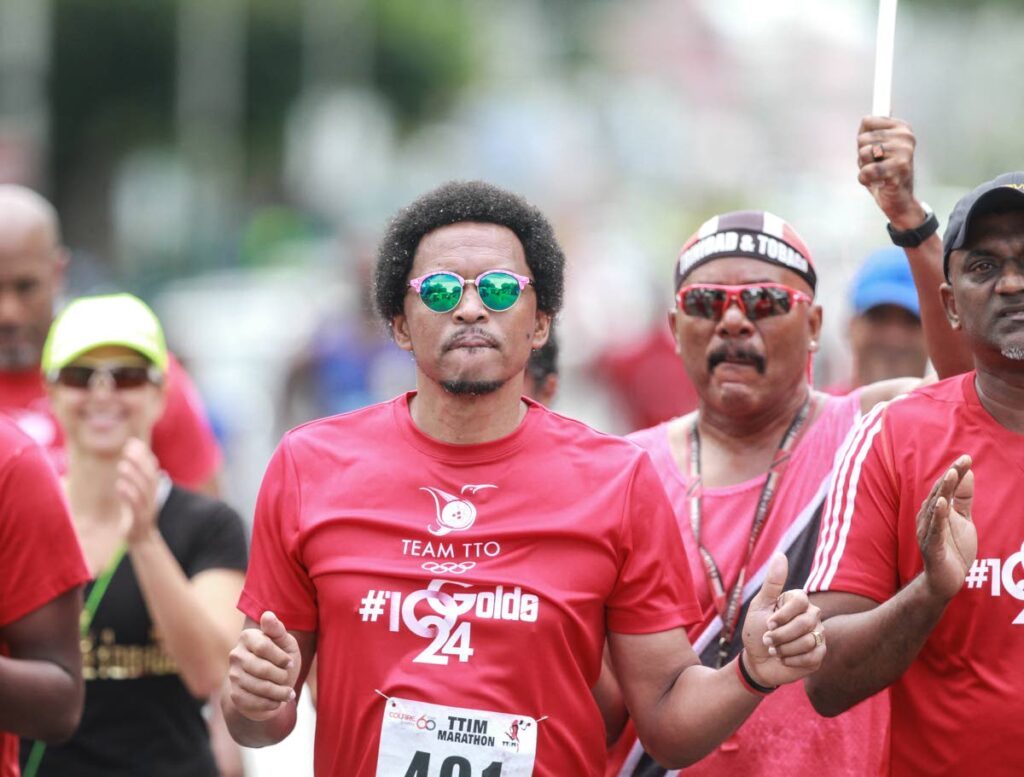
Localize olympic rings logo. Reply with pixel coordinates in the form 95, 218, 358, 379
421, 561, 477, 575
416, 715, 436, 731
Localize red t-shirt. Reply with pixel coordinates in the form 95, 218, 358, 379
0, 418, 90, 777
0, 354, 221, 489
608, 391, 889, 777
240, 393, 700, 777
594, 325, 699, 432
807, 372, 1024, 776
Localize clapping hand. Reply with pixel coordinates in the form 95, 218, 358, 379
917, 455, 976, 601
117, 437, 161, 545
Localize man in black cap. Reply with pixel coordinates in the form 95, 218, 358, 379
806, 172, 1024, 776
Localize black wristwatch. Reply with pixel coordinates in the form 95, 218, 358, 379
886, 203, 939, 248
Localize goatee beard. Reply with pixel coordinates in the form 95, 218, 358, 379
441, 379, 505, 396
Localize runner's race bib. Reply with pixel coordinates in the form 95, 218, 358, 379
376, 697, 537, 776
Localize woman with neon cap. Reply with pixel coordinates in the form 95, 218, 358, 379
21, 293, 247, 777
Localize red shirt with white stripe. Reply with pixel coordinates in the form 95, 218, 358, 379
807, 372, 1024, 776
607, 391, 888, 777
240, 393, 700, 777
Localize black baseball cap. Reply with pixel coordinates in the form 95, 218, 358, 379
943, 172, 1024, 279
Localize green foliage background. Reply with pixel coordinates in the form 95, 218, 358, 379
49, 0, 474, 211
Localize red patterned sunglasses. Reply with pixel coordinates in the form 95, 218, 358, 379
677, 283, 812, 321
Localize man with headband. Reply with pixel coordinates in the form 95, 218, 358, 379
805, 171, 1024, 774
221, 180, 827, 775
607, 117, 970, 776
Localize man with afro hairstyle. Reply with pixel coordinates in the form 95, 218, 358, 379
373, 180, 565, 327
223, 181, 825, 776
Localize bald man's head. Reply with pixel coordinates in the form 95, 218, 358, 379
0, 186, 67, 370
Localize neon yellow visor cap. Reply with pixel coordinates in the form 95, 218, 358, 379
41, 293, 169, 376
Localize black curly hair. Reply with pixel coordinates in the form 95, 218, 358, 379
374, 181, 565, 325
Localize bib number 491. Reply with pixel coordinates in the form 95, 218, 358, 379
403, 752, 502, 777
377, 698, 535, 777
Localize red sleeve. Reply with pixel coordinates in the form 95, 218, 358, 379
238, 436, 318, 633
606, 453, 702, 634
150, 355, 222, 489
806, 401, 900, 602
0, 442, 89, 628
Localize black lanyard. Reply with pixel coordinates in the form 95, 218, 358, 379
687, 396, 814, 668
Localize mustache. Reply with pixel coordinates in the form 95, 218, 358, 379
442, 328, 500, 352
708, 344, 766, 374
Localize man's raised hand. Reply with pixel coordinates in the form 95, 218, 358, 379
918, 455, 976, 602
857, 115, 925, 228
227, 612, 302, 722
741, 553, 825, 688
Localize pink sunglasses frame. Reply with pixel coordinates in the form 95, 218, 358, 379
408, 269, 533, 294
407, 269, 533, 312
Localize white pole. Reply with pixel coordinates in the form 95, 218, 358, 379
872, 0, 898, 116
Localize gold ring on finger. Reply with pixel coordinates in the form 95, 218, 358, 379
812, 629, 825, 648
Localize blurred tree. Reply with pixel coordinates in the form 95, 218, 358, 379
902, 0, 1020, 7
369, 0, 472, 128
49, 0, 473, 264
245, 0, 302, 186
51, 0, 176, 253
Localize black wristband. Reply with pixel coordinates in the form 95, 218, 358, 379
887, 204, 939, 248
736, 650, 777, 695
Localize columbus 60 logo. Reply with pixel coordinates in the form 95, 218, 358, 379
421, 484, 496, 536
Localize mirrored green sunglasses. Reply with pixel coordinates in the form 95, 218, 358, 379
408, 269, 533, 313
